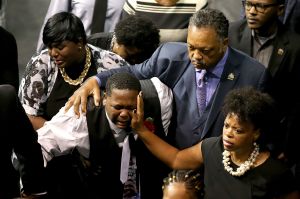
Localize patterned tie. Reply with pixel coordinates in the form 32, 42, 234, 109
197, 70, 207, 116
121, 132, 139, 198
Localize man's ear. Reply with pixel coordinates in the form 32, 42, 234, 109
103, 92, 107, 106
277, 4, 285, 17
222, 38, 229, 52
253, 129, 261, 142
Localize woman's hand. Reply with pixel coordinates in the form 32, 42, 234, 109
131, 92, 148, 133
65, 76, 101, 116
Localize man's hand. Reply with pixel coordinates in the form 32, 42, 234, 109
65, 77, 101, 116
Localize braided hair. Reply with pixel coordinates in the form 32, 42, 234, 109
162, 169, 203, 198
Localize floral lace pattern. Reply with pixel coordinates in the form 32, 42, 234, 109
18, 44, 128, 116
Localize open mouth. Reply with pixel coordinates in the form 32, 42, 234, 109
223, 139, 234, 148
116, 121, 129, 128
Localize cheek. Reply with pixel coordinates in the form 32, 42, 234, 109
106, 108, 118, 121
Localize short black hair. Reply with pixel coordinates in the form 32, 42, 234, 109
189, 9, 229, 40
105, 72, 141, 96
43, 12, 87, 47
115, 15, 160, 63
222, 87, 278, 148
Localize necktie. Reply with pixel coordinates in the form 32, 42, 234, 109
120, 133, 131, 183
121, 133, 139, 198
197, 70, 207, 116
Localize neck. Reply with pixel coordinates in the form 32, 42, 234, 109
66, 47, 87, 78
230, 145, 255, 165
254, 21, 278, 37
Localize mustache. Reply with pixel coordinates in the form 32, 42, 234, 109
191, 59, 207, 67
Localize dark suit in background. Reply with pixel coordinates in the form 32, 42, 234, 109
96, 42, 269, 149
0, 85, 45, 198
87, 32, 113, 51
0, 26, 19, 90
283, 0, 300, 34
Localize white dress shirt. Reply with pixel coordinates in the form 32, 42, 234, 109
37, 77, 173, 166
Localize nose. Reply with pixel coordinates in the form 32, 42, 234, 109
119, 109, 131, 119
48, 48, 59, 58
193, 50, 203, 60
224, 127, 234, 138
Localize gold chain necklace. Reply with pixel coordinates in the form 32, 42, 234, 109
59, 45, 91, 86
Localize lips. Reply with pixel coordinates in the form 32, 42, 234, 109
116, 121, 129, 129
55, 60, 63, 66
223, 139, 234, 149
247, 18, 258, 24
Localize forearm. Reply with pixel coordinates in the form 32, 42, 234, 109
138, 127, 180, 169
27, 115, 46, 130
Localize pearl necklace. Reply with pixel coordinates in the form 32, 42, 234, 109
59, 45, 91, 86
222, 142, 259, 176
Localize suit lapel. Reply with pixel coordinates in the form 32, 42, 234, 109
268, 26, 289, 77
182, 63, 203, 129
239, 21, 252, 56
200, 48, 240, 139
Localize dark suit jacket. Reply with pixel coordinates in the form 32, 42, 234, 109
0, 85, 46, 198
87, 32, 113, 51
96, 42, 270, 149
229, 19, 300, 155
66, 79, 169, 199
283, 0, 300, 34
0, 27, 19, 90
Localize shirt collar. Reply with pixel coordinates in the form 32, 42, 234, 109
251, 27, 278, 44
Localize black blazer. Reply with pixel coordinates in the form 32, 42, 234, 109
84, 79, 169, 198
0, 85, 46, 198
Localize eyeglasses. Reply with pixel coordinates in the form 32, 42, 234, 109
242, 1, 278, 13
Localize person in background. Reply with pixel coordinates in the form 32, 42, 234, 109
36, 0, 126, 52
65, 9, 270, 151
131, 87, 299, 199
229, 0, 300, 157
122, 0, 207, 43
0, 85, 46, 199
162, 169, 203, 199
37, 73, 173, 198
88, 15, 160, 64
0, 26, 19, 90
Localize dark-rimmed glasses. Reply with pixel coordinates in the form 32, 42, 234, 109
242, 1, 278, 13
